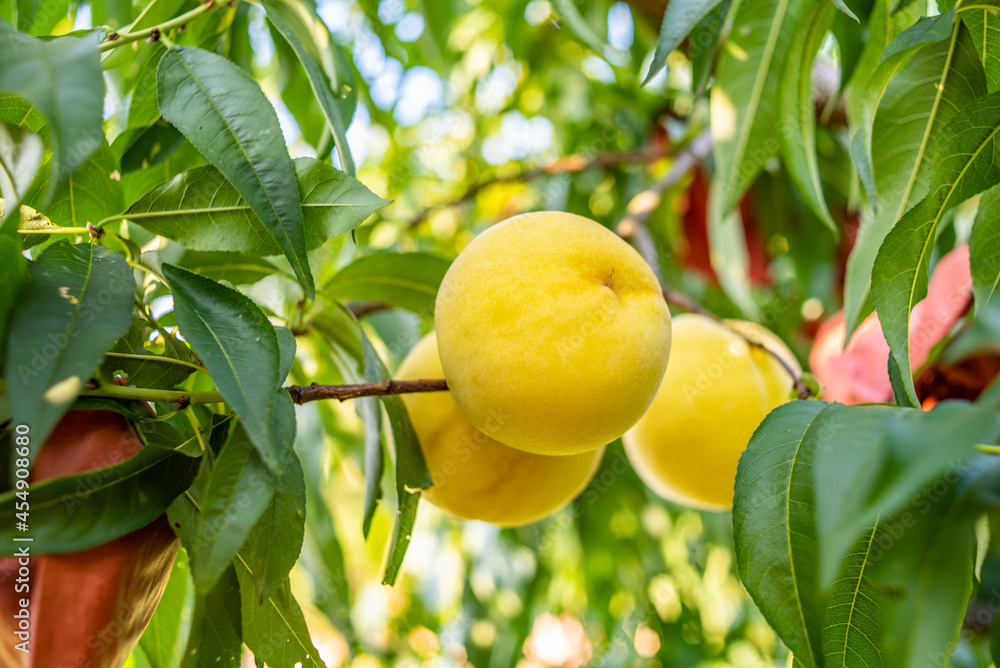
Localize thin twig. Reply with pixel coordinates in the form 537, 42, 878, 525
661, 289, 813, 400
408, 146, 671, 228
286, 378, 449, 404
99, 0, 223, 52
615, 129, 712, 240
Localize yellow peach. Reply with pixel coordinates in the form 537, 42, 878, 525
623, 314, 799, 510
435, 211, 671, 455
398, 333, 604, 526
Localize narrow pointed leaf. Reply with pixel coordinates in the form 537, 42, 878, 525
157, 46, 314, 298
811, 401, 994, 587
5, 242, 134, 459
550, 0, 606, 54
0, 23, 102, 220
162, 263, 281, 469
138, 551, 191, 668
0, 443, 199, 554
188, 424, 277, 595
323, 251, 451, 317
262, 0, 355, 174
180, 565, 242, 668
822, 523, 887, 668
25, 138, 123, 228
178, 250, 280, 286
690, 0, 733, 96
970, 184, 1000, 314
733, 400, 828, 667
642, 0, 724, 86
235, 567, 323, 668
872, 91, 1000, 403
779, 2, 838, 233
241, 450, 306, 603
709, 0, 812, 217
100, 317, 199, 390
963, 3, 1000, 92
843, 15, 984, 335
359, 329, 432, 585
126, 159, 388, 255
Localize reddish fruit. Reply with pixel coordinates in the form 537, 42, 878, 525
810, 246, 973, 404
1, 411, 178, 668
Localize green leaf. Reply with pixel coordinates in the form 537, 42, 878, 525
120, 122, 185, 174
550, 0, 606, 54
5, 242, 134, 458
138, 550, 192, 668
707, 0, 810, 314
642, 0, 724, 86
733, 400, 828, 668
262, 0, 356, 174
311, 305, 384, 540
970, 184, 1000, 315
867, 491, 977, 668
811, 402, 995, 588
235, 567, 323, 668
0, 443, 199, 554
779, 2, 837, 234
962, 3, 1000, 92
123, 47, 167, 133
241, 450, 306, 603
25, 138, 123, 228
830, 0, 860, 22
11, 203, 61, 250
297, 404, 352, 637
126, 158, 388, 254
157, 46, 315, 299
187, 424, 278, 595
709, 0, 812, 217
360, 329, 432, 585
162, 263, 281, 469
358, 393, 383, 540
180, 565, 242, 668
0, 234, 26, 355
689, 0, 733, 96
135, 416, 202, 458
100, 317, 199, 390
879, 8, 956, 64
178, 250, 280, 285
324, 252, 451, 316
822, 523, 887, 668
844, 15, 984, 336
0, 23, 103, 220
872, 91, 1000, 404
887, 353, 918, 408
121, 139, 205, 208
275, 326, 296, 385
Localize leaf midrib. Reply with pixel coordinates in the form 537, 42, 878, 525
785, 430, 816, 664
838, 520, 881, 668
234, 553, 323, 667
903, 117, 1000, 329
729, 0, 792, 186
38, 246, 94, 413
892, 20, 961, 223
169, 50, 307, 279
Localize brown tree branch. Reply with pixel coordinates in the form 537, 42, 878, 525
286, 378, 448, 404
408, 146, 671, 228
